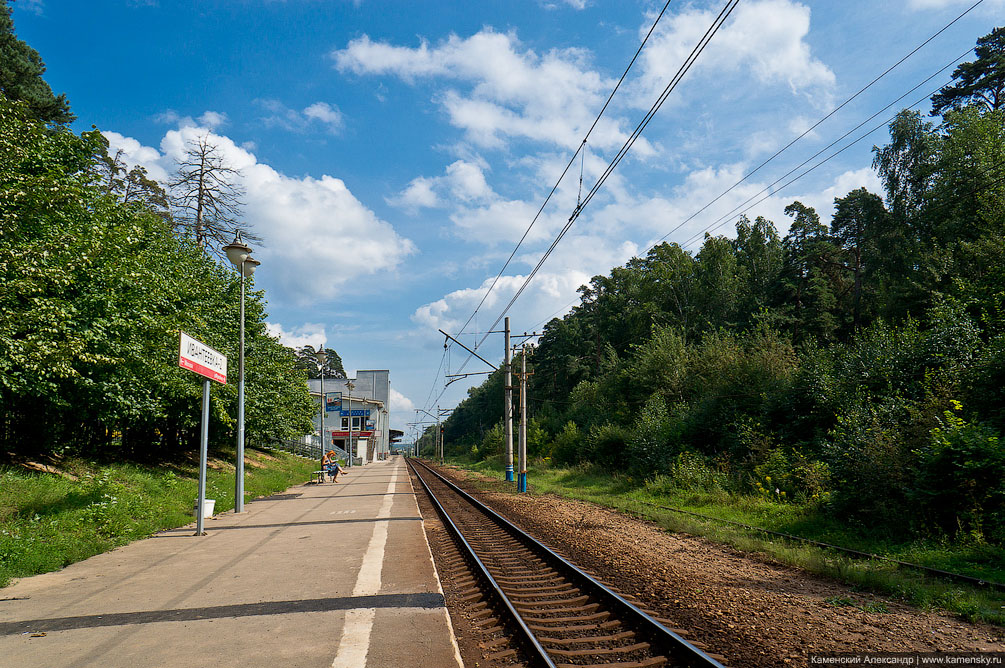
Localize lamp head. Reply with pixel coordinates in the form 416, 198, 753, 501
222, 233, 252, 268
315, 349, 327, 365
242, 256, 261, 277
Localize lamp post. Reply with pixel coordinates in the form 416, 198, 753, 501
346, 380, 355, 467
315, 348, 327, 465
222, 233, 260, 514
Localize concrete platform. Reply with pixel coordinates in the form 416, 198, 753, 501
0, 456, 463, 668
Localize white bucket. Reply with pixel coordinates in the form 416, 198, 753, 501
194, 499, 216, 520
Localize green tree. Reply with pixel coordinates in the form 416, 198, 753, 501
294, 345, 346, 379
0, 0, 73, 124
931, 26, 1005, 116
780, 201, 841, 342
0, 98, 315, 456
732, 214, 784, 323
831, 188, 887, 331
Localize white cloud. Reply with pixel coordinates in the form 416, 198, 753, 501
389, 159, 497, 214
333, 30, 647, 153
389, 388, 415, 414
104, 122, 415, 303
412, 234, 636, 336
541, 0, 588, 8
15, 0, 45, 16
102, 131, 171, 182
389, 177, 441, 210
636, 0, 834, 106
198, 111, 229, 129
154, 109, 228, 130
265, 322, 327, 349
256, 99, 344, 134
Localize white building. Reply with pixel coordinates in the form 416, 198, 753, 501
308, 370, 390, 464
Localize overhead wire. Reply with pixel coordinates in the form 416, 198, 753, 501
472, 0, 741, 354
679, 77, 964, 249
430, 0, 738, 408
674, 50, 973, 248
525, 5, 985, 333
451, 0, 679, 343
651, 0, 984, 248
428, 0, 986, 408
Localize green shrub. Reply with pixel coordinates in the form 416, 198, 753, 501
824, 394, 915, 531
626, 394, 680, 477
584, 423, 630, 471
551, 421, 584, 466
752, 447, 831, 503
913, 402, 1005, 543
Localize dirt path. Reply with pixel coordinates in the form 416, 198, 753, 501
434, 465, 1004, 668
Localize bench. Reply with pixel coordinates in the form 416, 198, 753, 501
313, 470, 326, 484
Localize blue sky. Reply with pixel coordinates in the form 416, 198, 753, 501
14, 0, 1003, 436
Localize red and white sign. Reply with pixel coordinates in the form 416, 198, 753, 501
178, 332, 227, 384
332, 431, 374, 438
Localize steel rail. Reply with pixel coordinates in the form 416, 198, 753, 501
408, 458, 557, 668
409, 458, 726, 668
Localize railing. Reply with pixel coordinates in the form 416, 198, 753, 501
263, 438, 355, 464
263, 438, 322, 460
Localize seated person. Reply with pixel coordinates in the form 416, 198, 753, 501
325, 451, 344, 482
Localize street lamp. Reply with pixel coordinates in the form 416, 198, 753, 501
315, 348, 327, 466
222, 232, 259, 514
346, 380, 355, 468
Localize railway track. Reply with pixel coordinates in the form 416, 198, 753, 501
408, 458, 729, 668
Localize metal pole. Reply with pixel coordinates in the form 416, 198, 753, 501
319, 360, 325, 465
518, 345, 528, 493
504, 317, 513, 482
196, 379, 210, 535
347, 385, 352, 467
235, 267, 246, 513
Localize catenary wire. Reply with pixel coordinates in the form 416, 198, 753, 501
474, 0, 740, 353
431, 0, 739, 408
451, 0, 679, 343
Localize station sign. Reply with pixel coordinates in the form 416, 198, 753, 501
178, 332, 227, 384
333, 431, 375, 438
339, 409, 371, 417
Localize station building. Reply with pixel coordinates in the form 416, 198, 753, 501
308, 370, 390, 464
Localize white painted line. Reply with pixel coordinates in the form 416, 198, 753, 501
331, 468, 396, 668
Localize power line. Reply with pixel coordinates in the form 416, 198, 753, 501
679, 80, 956, 249
675, 53, 972, 248
474, 0, 740, 353
452, 0, 679, 343
651, 0, 984, 248
527, 7, 984, 332
432, 0, 738, 406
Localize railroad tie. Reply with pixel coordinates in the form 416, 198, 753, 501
528, 619, 621, 633
547, 642, 651, 657
521, 610, 611, 624
537, 630, 635, 645
555, 657, 667, 668
515, 602, 600, 616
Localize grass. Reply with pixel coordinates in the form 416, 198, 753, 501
450, 456, 1005, 626
0, 445, 317, 588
